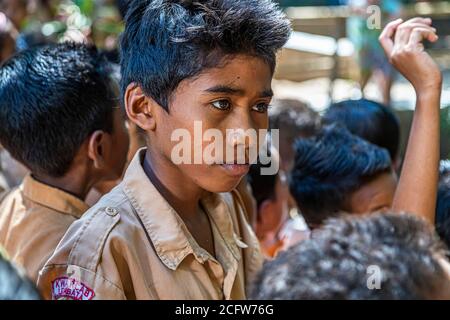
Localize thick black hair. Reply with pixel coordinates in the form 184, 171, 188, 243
120, 0, 291, 110
289, 125, 391, 226
0, 251, 41, 300
323, 99, 400, 161
0, 42, 117, 177
116, 0, 131, 19
251, 213, 450, 300
436, 160, 450, 249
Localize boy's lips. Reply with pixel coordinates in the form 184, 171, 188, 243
219, 164, 250, 176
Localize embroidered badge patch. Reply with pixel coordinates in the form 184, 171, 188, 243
51, 276, 95, 300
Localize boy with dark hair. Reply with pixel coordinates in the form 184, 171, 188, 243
290, 125, 396, 228
323, 98, 400, 166
38, 0, 291, 300
251, 213, 450, 300
0, 42, 129, 282
38, 7, 440, 301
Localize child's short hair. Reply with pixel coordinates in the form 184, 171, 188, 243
323, 99, 400, 161
120, 0, 291, 110
251, 213, 450, 300
0, 42, 118, 177
290, 125, 391, 226
436, 160, 450, 249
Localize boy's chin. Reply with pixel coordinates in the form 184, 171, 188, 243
199, 178, 243, 194
197, 166, 247, 193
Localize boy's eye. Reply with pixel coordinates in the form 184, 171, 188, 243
211, 100, 231, 111
252, 103, 270, 113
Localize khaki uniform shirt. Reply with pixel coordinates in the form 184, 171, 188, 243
38, 149, 263, 300
0, 175, 88, 282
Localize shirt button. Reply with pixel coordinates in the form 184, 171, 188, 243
105, 207, 118, 216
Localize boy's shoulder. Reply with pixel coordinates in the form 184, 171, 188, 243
45, 182, 137, 266
36, 182, 139, 299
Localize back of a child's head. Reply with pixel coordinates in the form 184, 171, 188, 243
0, 42, 118, 177
120, 0, 291, 110
436, 160, 450, 248
290, 125, 392, 226
323, 99, 400, 162
251, 212, 450, 300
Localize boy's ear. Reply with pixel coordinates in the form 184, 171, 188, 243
87, 130, 111, 170
124, 83, 157, 131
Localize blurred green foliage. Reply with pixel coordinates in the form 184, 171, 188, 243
26, 0, 123, 49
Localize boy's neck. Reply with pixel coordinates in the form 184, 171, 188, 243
143, 149, 205, 219
32, 171, 93, 201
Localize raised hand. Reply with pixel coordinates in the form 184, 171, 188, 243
379, 17, 442, 93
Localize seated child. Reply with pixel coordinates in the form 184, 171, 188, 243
0, 42, 129, 282
251, 212, 450, 299
323, 98, 401, 168
37, 0, 291, 300
290, 124, 396, 229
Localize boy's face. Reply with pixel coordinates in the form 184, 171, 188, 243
345, 171, 397, 214
149, 54, 273, 193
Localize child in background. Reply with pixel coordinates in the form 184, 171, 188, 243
323, 98, 401, 168
0, 43, 129, 282
252, 213, 450, 300
290, 125, 395, 229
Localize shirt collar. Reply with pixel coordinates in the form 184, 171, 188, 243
122, 148, 242, 270
21, 174, 89, 219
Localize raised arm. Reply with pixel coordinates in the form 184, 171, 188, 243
379, 18, 442, 224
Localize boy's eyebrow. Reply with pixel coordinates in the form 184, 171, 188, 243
204, 85, 274, 98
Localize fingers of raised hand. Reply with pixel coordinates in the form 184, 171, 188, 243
379, 18, 403, 56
